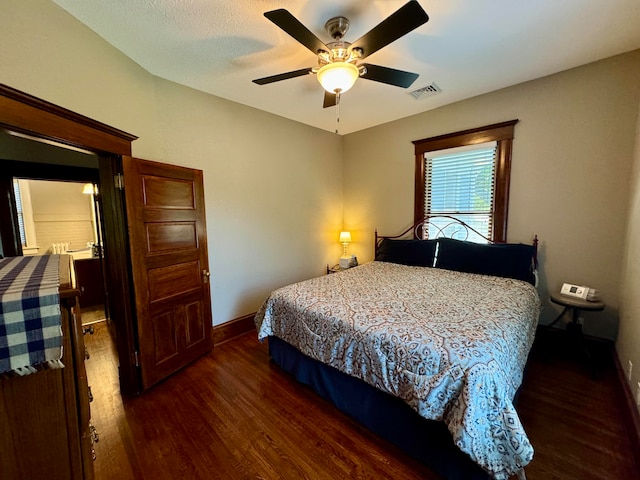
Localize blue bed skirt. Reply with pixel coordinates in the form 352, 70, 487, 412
268, 336, 491, 480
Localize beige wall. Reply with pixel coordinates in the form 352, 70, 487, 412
618, 101, 640, 403
0, 0, 344, 325
343, 50, 640, 340
150, 80, 344, 321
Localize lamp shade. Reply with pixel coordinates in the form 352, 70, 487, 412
317, 62, 359, 94
339, 231, 352, 244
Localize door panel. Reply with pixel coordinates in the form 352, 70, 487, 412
151, 309, 179, 364
148, 261, 201, 302
123, 157, 212, 390
146, 222, 198, 253
142, 176, 195, 208
185, 301, 205, 346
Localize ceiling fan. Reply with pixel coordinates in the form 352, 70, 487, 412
252, 1, 429, 108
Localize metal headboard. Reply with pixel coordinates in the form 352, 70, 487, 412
375, 215, 538, 269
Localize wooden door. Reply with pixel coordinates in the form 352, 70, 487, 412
123, 157, 212, 389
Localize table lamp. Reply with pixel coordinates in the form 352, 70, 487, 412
339, 231, 353, 269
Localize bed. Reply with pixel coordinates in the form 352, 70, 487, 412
254, 217, 540, 479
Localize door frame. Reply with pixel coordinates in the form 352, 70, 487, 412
0, 83, 141, 395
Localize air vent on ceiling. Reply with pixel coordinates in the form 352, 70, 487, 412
409, 82, 441, 100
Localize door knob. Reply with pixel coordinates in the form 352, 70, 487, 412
202, 270, 211, 284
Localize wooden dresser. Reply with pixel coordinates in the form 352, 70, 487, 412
0, 255, 94, 480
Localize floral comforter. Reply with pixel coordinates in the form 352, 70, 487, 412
255, 261, 540, 479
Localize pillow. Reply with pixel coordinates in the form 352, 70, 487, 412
375, 238, 437, 267
435, 238, 535, 284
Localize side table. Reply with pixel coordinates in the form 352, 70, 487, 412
326, 264, 341, 274
548, 291, 605, 378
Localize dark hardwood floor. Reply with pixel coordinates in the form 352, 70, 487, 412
80, 305, 107, 325
84, 324, 639, 480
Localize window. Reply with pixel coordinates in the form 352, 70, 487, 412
12, 179, 38, 254
413, 120, 518, 242
12, 179, 27, 247
425, 142, 497, 242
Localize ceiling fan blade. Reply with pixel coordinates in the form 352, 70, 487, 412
264, 9, 329, 55
323, 91, 337, 108
252, 68, 313, 85
350, 1, 429, 61
360, 64, 419, 88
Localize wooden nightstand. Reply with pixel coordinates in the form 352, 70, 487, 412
548, 291, 605, 378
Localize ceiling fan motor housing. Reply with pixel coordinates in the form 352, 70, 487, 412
319, 17, 361, 67
325, 16, 350, 40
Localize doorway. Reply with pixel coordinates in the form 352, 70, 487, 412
0, 124, 141, 394
1, 83, 212, 398
0, 84, 141, 396
1, 133, 121, 407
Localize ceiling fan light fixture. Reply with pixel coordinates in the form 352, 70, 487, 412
317, 62, 359, 94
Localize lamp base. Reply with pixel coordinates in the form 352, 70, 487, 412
340, 255, 356, 269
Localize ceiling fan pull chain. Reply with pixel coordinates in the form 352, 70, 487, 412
335, 92, 341, 134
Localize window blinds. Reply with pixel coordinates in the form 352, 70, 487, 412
424, 142, 497, 240
12, 180, 27, 247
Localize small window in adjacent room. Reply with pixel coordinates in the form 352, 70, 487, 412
12, 179, 38, 255
413, 120, 518, 243
12, 179, 27, 247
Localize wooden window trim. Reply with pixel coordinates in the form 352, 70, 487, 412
413, 120, 518, 242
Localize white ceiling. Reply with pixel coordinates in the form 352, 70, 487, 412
52, 0, 640, 135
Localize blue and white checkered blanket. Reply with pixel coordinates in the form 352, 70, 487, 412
0, 255, 63, 376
